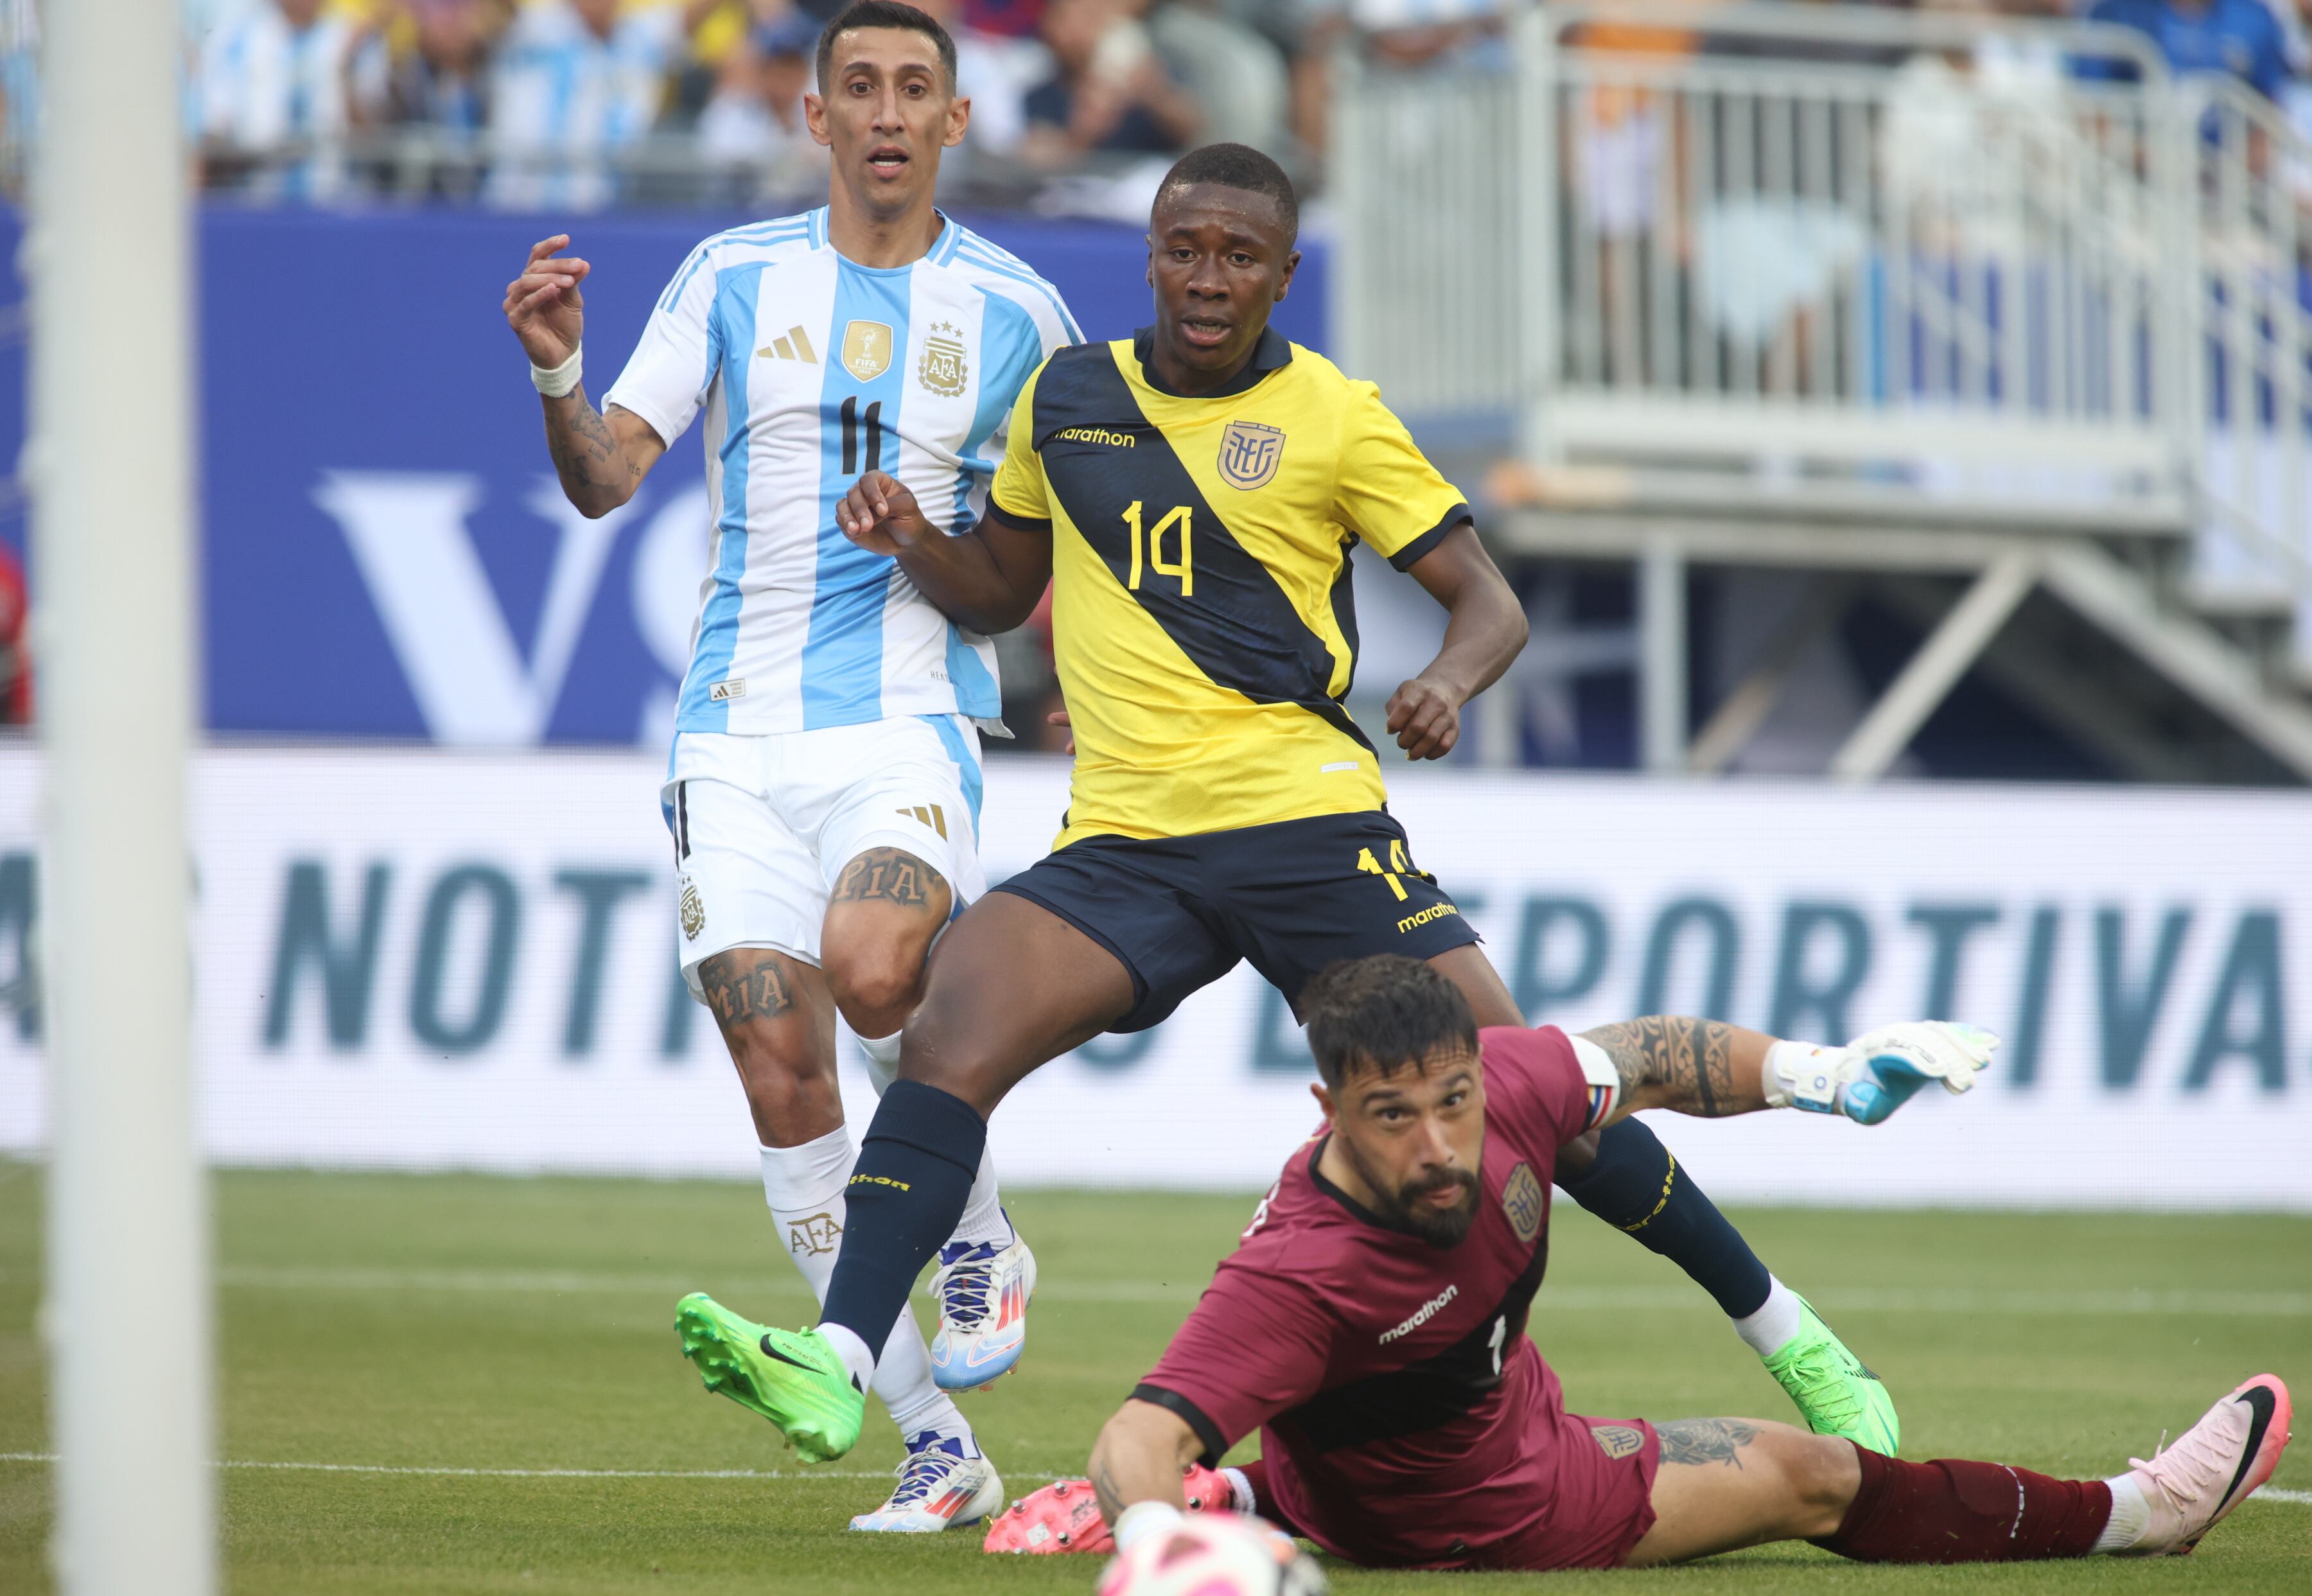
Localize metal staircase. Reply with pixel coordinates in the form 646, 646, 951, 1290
1332, 1, 2312, 781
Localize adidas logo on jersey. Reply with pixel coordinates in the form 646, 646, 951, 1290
897, 804, 950, 839
755, 326, 820, 364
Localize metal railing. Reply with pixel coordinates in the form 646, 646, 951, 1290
1333, 1, 2312, 639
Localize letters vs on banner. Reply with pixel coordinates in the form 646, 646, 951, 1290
0, 749, 2306, 1208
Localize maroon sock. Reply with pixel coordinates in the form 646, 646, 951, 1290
1817, 1444, 2114, 1563
1230, 1459, 1304, 1538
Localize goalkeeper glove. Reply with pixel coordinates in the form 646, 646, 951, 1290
1764, 1022, 1997, 1126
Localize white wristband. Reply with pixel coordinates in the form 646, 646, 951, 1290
530, 345, 582, 398
1763, 1039, 1839, 1112
1112, 1500, 1186, 1552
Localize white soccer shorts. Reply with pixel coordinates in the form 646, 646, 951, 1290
664, 715, 987, 999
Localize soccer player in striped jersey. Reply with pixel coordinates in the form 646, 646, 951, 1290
502, 0, 1076, 1534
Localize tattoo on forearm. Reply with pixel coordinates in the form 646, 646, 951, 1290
831, 847, 943, 910
544, 392, 642, 496
1657, 1418, 1759, 1467
1091, 1461, 1125, 1526
699, 952, 797, 1033
1582, 1017, 1741, 1117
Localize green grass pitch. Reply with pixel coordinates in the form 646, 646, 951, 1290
0, 1162, 2306, 1593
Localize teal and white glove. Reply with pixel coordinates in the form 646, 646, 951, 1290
1764, 1022, 1997, 1126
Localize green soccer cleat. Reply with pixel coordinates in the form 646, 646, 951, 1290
1762, 1297, 1900, 1455
674, 1292, 863, 1463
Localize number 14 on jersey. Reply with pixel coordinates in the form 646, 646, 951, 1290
1123, 500, 1193, 595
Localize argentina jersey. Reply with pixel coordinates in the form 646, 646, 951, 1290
604, 208, 1080, 737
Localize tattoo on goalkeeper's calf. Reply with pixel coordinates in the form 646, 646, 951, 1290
700, 952, 798, 1030
832, 847, 942, 909
1658, 1418, 1759, 1467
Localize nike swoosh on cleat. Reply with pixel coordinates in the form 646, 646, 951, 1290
757, 1337, 822, 1374
2213, 1386, 2279, 1522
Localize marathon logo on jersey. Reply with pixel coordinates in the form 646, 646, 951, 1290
919, 322, 968, 398
1056, 426, 1136, 448
1218, 421, 1285, 489
1378, 1283, 1457, 1344
1502, 1162, 1545, 1245
787, 1212, 841, 1256
708, 678, 746, 702
1590, 1424, 1645, 1460
843, 320, 895, 381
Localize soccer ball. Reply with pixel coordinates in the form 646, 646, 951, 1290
1094, 1513, 1328, 1596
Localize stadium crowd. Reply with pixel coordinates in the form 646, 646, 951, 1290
0, 0, 2277, 210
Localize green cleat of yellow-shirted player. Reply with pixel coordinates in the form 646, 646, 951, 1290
675, 1293, 864, 1463
1764, 1297, 1900, 1455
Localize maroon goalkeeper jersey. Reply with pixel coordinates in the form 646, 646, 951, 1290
1135, 1025, 1662, 1570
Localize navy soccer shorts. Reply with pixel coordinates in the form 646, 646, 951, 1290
993, 809, 1481, 1032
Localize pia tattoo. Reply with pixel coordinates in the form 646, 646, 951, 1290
1656, 1418, 1759, 1468
699, 952, 797, 1031
832, 847, 942, 909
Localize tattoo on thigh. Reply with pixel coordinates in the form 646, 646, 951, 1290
1657, 1419, 1760, 1468
832, 847, 944, 910
700, 953, 798, 1031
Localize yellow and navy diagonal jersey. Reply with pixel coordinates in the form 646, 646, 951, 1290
990, 327, 1470, 848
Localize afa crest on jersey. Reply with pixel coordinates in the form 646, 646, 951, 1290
1218, 419, 1285, 489
919, 322, 969, 397
843, 319, 894, 381
1502, 1162, 1545, 1244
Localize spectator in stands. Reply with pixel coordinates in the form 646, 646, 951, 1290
197, 0, 390, 198
909, 0, 1051, 160
486, 0, 685, 210
696, 9, 825, 198
2075, 0, 2292, 100
383, 0, 509, 136
1019, 0, 1202, 167
0, 539, 29, 727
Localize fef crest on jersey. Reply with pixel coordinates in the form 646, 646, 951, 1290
1502, 1162, 1545, 1245
1218, 419, 1286, 489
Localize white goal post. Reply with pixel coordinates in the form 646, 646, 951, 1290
31, 0, 214, 1592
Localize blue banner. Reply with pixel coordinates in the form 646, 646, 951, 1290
0, 205, 1329, 744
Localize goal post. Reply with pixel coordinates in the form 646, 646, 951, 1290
31, 0, 214, 1592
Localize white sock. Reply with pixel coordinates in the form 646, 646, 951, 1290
950, 1143, 1013, 1251
2092, 1473, 2150, 1554
759, 1134, 969, 1442
856, 1029, 903, 1096
1733, 1276, 1807, 1358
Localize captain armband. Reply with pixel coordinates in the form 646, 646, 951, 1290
1568, 1035, 1620, 1131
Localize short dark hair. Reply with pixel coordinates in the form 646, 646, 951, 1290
816, 1, 958, 92
1302, 956, 1478, 1090
1154, 143, 1300, 241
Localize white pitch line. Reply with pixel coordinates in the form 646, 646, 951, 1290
190, 1267, 2312, 1318
0, 1452, 1060, 1484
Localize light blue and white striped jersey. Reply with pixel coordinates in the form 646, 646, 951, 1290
604, 208, 1081, 736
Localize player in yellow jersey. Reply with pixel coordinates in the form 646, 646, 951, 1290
671, 145, 1909, 1467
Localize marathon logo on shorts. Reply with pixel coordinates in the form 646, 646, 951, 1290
708, 678, 746, 702
1378, 1283, 1457, 1344
849, 1174, 911, 1192
1396, 902, 1461, 936
1502, 1162, 1545, 1245
1591, 1424, 1645, 1460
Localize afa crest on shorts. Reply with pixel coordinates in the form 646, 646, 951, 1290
1218, 420, 1286, 489
918, 322, 968, 398
1502, 1162, 1545, 1244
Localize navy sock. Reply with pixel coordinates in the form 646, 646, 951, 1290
820, 1080, 986, 1357
1558, 1116, 1773, 1319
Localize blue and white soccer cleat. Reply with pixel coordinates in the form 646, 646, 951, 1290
1767, 1022, 1997, 1126
929, 1223, 1037, 1392
849, 1431, 1005, 1533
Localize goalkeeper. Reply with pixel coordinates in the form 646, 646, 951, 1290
988, 956, 2289, 1571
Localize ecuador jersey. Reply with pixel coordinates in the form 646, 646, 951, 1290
988, 328, 1471, 848
604, 209, 1080, 738
1135, 1026, 1652, 1571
